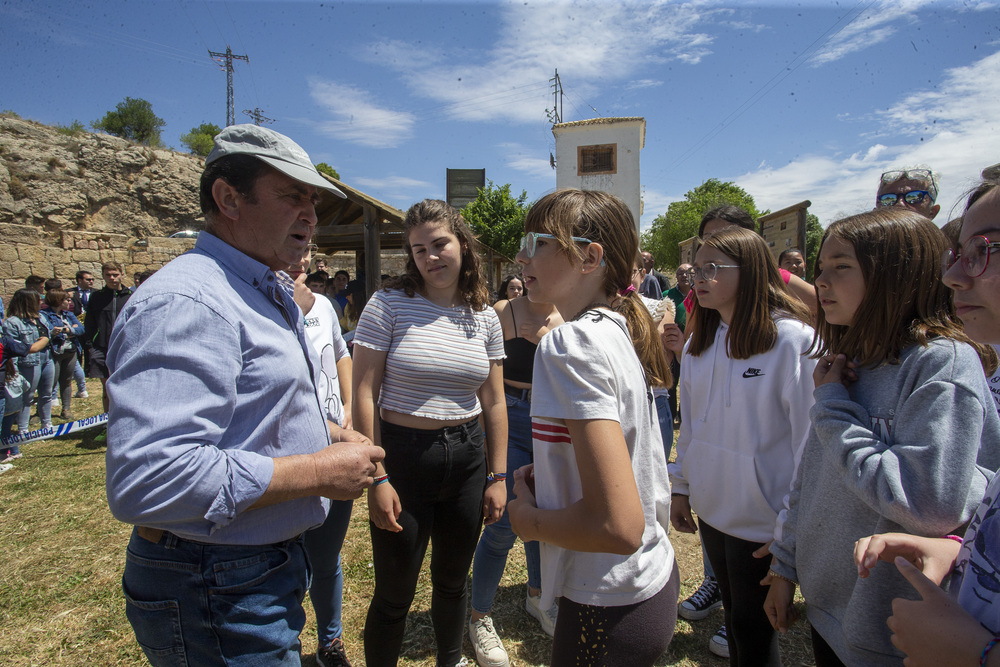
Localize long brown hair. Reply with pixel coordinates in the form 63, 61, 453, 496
7, 289, 41, 321
812, 207, 977, 368
382, 199, 490, 311
524, 189, 671, 388
688, 227, 811, 359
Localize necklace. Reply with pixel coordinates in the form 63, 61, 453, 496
571, 302, 611, 322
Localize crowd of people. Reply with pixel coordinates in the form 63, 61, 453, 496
6, 123, 997, 667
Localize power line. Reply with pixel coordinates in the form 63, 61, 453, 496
208, 46, 250, 126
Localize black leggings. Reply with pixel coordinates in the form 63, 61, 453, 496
363, 418, 487, 667
811, 625, 848, 667
550, 562, 680, 667
699, 519, 782, 667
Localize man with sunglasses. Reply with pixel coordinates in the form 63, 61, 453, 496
876, 167, 940, 220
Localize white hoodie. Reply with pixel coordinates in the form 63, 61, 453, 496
669, 315, 817, 542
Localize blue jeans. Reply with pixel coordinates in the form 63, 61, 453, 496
471, 391, 541, 613
654, 392, 674, 463
17, 359, 53, 430
122, 528, 310, 666
304, 499, 354, 646
73, 358, 86, 392
364, 418, 487, 667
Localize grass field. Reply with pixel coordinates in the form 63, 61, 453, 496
0, 381, 815, 666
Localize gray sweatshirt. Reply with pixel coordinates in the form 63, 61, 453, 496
770, 338, 1000, 666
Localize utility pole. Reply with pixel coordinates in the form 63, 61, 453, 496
242, 107, 274, 126
546, 69, 563, 125
208, 46, 249, 127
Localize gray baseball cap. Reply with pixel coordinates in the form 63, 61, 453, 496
206, 124, 346, 198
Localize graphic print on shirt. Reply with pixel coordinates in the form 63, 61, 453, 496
318, 343, 342, 422
532, 419, 571, 445
869, 412, 894, 441
955, 481, 1000, 635
742, 367, 765, 378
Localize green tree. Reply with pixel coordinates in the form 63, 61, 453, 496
641, 179, 764, 269
180, 122, 222, 156
461, 181, 530, 260
91, 97, 165, 146
315, 162, 340, 180
804, 212, 824, 282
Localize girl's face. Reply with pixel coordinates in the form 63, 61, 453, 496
409, 221, 464, 294
815, 235, 866, 327
516, 231, 578, 308
692, 244, 740, 324
943, 187, 1000, 345
505, 278, 524, 299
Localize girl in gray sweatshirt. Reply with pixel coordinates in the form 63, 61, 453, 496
766, 208, 1000, 666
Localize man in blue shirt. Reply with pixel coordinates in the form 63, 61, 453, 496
105, 125, 385, 666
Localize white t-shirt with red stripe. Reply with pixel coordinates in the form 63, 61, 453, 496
530, 309, 675, 608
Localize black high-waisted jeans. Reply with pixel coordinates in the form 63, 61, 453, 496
363, 417, 487, 667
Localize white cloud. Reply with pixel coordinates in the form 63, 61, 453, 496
734, 49, 1000, 225
362, 1, 716, 124
353, 175, 435, 191
308, 79, 416, 148
809, 0, 933, 66
626, 79, 664, 91
500, 142, 556, 180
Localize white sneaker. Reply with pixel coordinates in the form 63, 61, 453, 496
525, 593, 558, 637
74, 389, 89, 398
0, 463, 13, 474
469, 616, 509, 667
709, 624, 729, 658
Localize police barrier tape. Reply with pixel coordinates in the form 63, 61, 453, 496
1, 412, 108, 447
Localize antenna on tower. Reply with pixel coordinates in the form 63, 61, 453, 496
243, 108, 275, 126
208, 46, 250, 126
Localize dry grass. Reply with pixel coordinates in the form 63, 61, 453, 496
1, 384, 815, 666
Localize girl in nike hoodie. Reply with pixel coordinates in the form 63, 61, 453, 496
765, 208, 1000, 667
669, 227, 817, 667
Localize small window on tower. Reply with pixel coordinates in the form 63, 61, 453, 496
578, 144, 616, 175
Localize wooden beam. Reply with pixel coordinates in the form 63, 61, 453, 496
364, 205, 382, 296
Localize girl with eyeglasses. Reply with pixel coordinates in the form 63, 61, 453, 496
506, 189, 678, 666
668, 227, 816, 667
850, 178, 1000, 667
765, 207, 1000, 666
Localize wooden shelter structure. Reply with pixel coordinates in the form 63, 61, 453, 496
312, 174, 513, 295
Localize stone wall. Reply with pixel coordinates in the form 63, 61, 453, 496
2, 224, 195, 304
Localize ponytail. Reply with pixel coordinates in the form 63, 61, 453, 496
613, 291, 672, 389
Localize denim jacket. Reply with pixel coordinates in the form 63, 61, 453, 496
2, 315, 51, 366
41, 309, 85, 356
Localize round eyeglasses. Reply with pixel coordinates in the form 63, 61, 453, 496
943, 235, 1000, 278
685, 262, 740, 282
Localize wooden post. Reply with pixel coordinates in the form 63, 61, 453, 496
363, 205, 381, 297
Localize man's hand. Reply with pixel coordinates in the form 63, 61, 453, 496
311, 441, 384, 500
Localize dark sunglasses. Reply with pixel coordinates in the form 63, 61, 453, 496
877, 190, 932, 207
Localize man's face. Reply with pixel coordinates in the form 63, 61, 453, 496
876, 177, 940, 220
641, 252, 655, 272
314, 259, 327, 272
306, 279, 326, 294
102, 268, 123, 290
77, 273, 94, 289
676, 264, 693, 292
229, 170, 320, 272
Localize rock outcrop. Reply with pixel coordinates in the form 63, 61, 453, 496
0, 114, 205, 241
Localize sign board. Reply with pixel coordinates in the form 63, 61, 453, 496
446, 169, 486, 211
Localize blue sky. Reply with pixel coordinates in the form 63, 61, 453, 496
3, 0, 1000, 232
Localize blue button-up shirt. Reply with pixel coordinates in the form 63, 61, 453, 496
105, 231, 331, 544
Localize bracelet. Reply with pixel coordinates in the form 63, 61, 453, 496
768, 569, 797, 585
486, 472, 507, 483
945, 534, 964, 544
981, 638, 999, 666
372, 474, 389, 487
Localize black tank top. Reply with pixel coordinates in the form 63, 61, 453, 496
501, 300, 537, 384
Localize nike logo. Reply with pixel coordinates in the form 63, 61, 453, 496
743, 368, 764, 378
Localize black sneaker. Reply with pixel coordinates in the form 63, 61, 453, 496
316, 637, 352, 667
678, 576, 722, 620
